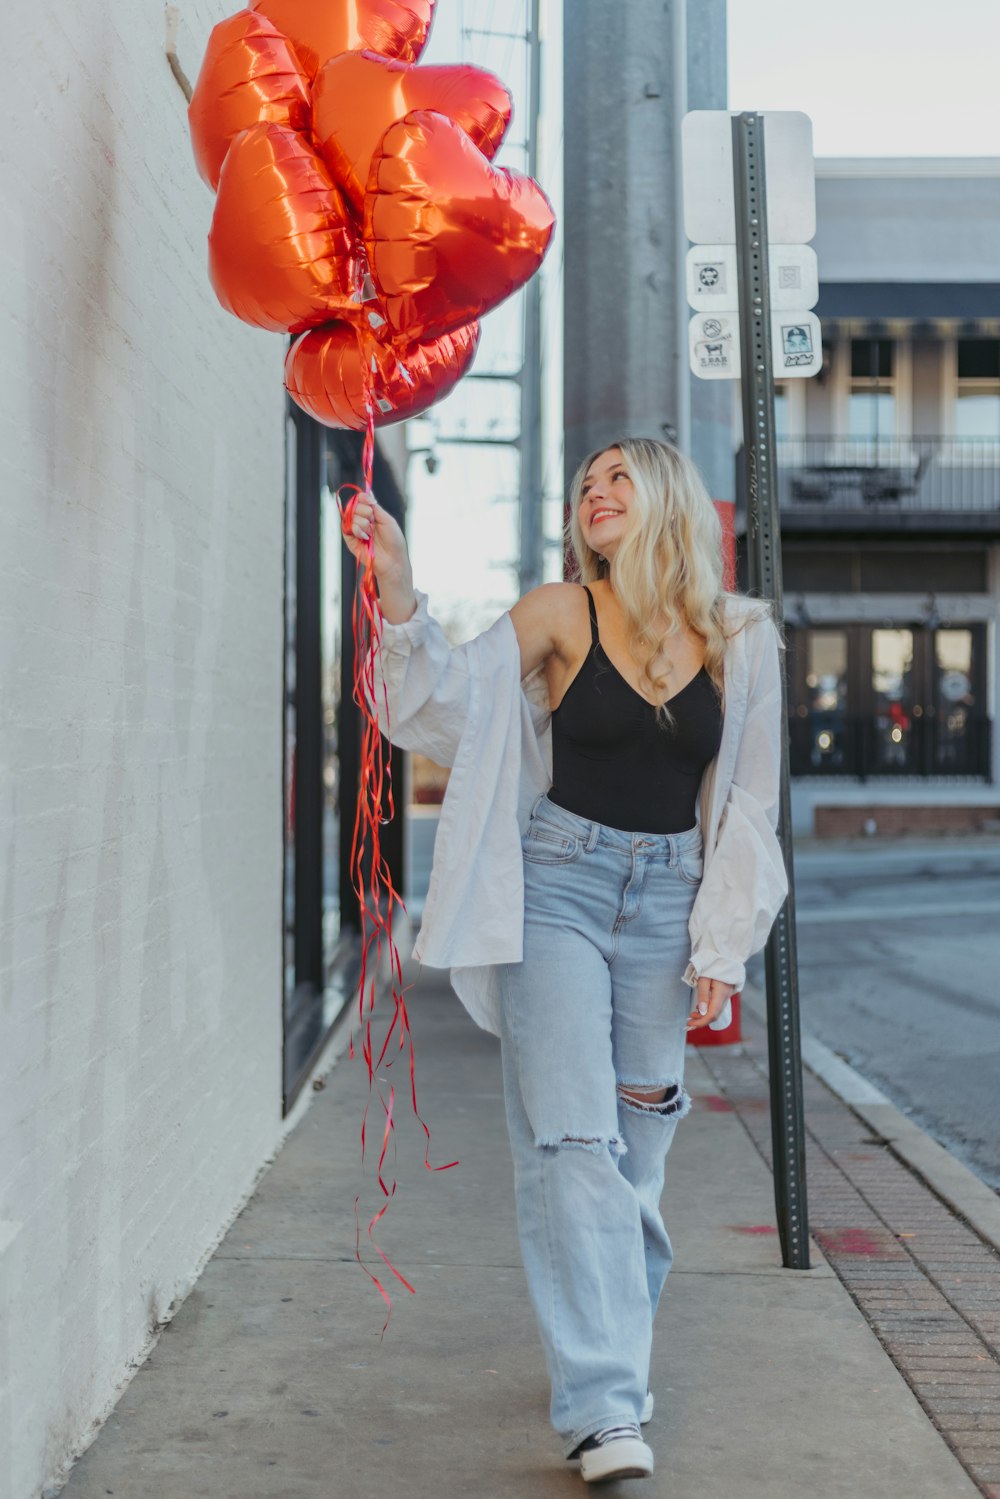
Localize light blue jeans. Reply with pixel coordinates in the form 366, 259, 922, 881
497, 792, 703, 1457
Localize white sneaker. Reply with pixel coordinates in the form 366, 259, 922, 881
640, 1390, 654, 1425
577, 1423, 654, 1483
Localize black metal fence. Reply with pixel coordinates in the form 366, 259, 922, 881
774, 437, 1000, 514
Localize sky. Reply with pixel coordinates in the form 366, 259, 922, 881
728, 0, 1000, 157
397, 0, 1000, 626
404, 0, 566, 635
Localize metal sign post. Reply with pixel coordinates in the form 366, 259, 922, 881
731, 111, 809, 1269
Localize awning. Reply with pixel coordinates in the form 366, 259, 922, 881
816, 281, 1000, 321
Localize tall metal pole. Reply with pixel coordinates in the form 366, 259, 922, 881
732, 111, 810, 1271
563, 0, 688, 490
685, 0, 731, 504
517, 0, 544, 594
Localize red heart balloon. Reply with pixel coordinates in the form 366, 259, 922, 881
251, 0, 435, 79
188, 9, 311, 190
364, 110, 554, 344
285, 319, 479, 429
313, 50, 511, 216
210, 124, 362, 334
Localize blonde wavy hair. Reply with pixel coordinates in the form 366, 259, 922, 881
566, 437, 744, 723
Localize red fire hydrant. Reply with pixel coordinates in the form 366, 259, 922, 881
687, 992, 742, 1047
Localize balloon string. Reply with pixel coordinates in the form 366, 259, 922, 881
337, 398, 458, 1337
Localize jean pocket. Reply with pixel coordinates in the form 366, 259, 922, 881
522, 821, 583, 865
676, 844, 704, 886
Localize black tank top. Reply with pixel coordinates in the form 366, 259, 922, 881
548, 586, 723, 834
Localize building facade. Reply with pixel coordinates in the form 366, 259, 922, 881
0, 6, 402, 1495
740, 159, 1000, 834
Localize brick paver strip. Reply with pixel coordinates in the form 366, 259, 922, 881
696, 1012, 1000, 1499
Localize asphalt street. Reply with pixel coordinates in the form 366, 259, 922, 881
747, 836, 1000, 1192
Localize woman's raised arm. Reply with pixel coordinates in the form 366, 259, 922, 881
347, 491, 574, 684
344, 494, 418, 624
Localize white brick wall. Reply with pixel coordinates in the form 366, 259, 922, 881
0, 5, 292, 1495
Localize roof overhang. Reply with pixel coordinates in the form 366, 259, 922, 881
817, 281, 1000, 326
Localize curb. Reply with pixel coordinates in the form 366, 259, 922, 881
741, 984, 1000, 1260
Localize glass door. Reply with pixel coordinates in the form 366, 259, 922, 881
787, 622, 990, 780
869, 628, 917, 774
803, 630, 849, 772
933, 628, 981, 774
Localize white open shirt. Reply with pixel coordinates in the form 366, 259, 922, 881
373, 590, 789, 1037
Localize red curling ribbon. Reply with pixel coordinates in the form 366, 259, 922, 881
338, 397, 458, 1334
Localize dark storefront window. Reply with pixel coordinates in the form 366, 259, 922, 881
281, 411, 408, 1112
787, 623, 990, 781
321, 489, 342, 957
283, 404, 340, 1110
283, 414, 297, 1007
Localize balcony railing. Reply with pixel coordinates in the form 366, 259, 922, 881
770, 437, 1000, 514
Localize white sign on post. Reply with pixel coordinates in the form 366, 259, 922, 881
685, 245, 818, 313
682, 109, 821, 382
766, 245, 818, 310
682, 111, 816, 244
685, 247, 737, 309
771, 311, 822, 378
688, 309, 823, 381
688, 313, 741, 380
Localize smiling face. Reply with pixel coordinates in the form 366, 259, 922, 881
578, 447, 635, 560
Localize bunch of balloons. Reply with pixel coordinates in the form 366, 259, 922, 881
188, 0, 555, 429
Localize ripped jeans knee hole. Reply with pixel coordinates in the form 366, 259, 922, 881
617, 1081, 690, 1120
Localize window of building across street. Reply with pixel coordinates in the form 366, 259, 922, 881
773, 382, 789, 439
955, 338, 1000, 439
848, 337, 895, 440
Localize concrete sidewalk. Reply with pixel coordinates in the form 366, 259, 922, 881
57, 963, 979, 1499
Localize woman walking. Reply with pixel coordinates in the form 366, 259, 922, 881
345, 437, 788, 1483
